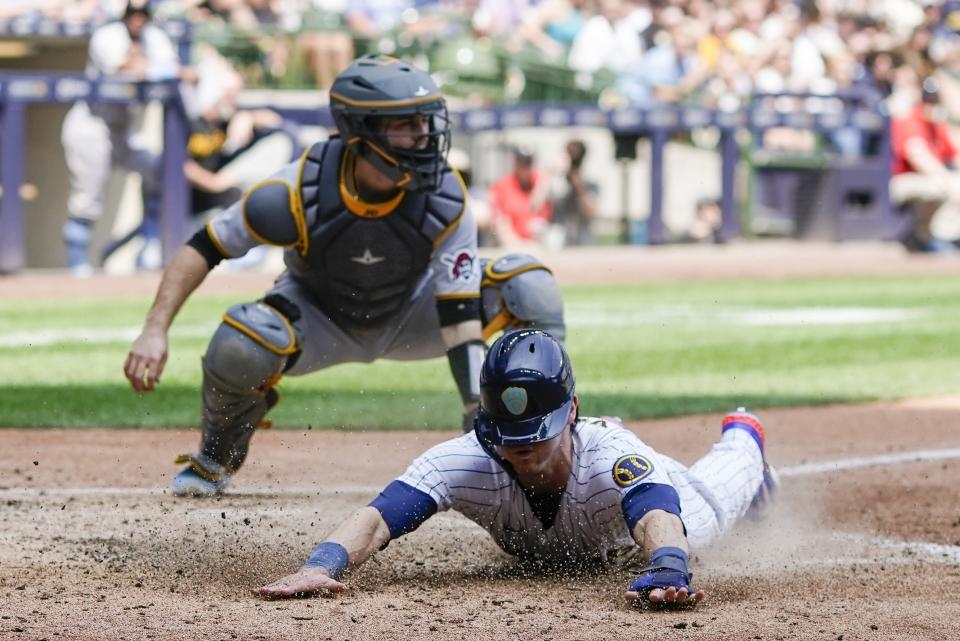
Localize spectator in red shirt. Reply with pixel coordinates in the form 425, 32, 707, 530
489, 146, 553, 247
890, 76, 960, 252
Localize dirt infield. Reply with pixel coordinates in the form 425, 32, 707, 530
3, 399, 960, 640
3, 243, 960, 640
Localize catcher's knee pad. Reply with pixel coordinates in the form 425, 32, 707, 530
204, 299, 300, 391
198, 299, 300, 471
480, 253, 566, 343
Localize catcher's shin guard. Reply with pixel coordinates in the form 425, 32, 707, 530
198, 366, 280, 471
189, 300, 299, 473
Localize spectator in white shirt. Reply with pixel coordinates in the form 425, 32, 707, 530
60, 0, 180, 276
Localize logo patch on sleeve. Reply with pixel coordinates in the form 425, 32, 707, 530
441, 249, 476, 281
612, 454, 654, 487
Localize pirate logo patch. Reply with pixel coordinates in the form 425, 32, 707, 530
441, 249, 476, 282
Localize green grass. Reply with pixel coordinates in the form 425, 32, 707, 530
2, 274, 959, 429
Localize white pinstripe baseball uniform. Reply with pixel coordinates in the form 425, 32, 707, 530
369, 416, 765, 561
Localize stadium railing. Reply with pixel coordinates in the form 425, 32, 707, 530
0, 15, 191, 64
742, 90, 897, 241
0, 72, 891, 272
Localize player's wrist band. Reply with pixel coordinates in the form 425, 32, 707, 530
627, 547, 692, 594
303, 541, 349, 579
648, 547, 689, 574
627, 547, 693, 598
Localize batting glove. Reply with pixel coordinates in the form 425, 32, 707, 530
628, 547, 693, 596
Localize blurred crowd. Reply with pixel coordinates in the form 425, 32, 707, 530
6, 1, 960, 104
10, 0, 960, 260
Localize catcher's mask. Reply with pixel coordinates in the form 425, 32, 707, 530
475, 329, 575, 447
330, 55, 451, 193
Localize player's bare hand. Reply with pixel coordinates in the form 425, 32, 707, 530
624, 586, 705, 607
254, 567, 348, 599
124, 327, 169, 392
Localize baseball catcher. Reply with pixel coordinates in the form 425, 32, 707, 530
256, 329, 780, 607
123, 54, 566, 497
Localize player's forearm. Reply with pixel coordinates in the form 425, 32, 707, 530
251, 109, 283, 130
184, 160, 232, 193
143, 245, 211, 332
441, 320, 484, 410
624, 511, 698, 602
440, 319, 482, 349
632, 509, 689, 561
308, 506, 391, 572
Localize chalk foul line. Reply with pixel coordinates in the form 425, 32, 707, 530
2, 446, 959, 499
777, 448, 960, 477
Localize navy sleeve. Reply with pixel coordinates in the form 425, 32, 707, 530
368, 480, 439, 539
621, 482, 682, 532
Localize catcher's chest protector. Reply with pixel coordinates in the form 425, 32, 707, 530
290, 140, 465, 325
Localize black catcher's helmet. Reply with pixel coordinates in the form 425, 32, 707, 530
475, 329, 576, 447
330, 55, 451, 193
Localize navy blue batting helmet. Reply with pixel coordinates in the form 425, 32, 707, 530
475, 329, 575, 446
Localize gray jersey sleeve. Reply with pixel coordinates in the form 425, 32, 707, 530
430, 201, 481, 300
206, 160, 303, 258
